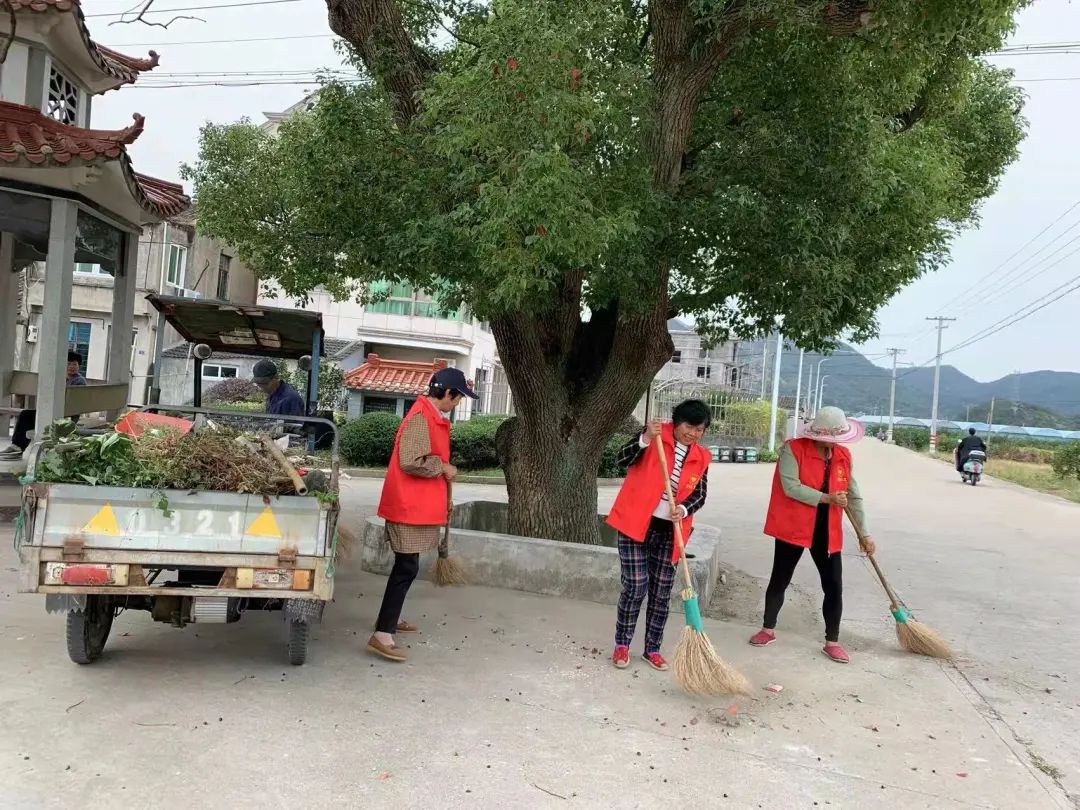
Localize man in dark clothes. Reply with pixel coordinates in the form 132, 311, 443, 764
956, 427, 987, 472
2, 351, 86, 457
251, 359, 306, 417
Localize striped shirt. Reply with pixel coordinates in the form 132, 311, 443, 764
652, 439, 689, 519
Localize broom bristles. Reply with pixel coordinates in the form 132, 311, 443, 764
896, 617, 952, 660
334, 524, 357, 560
672, 626, 752, 696
432, 555, 468, 587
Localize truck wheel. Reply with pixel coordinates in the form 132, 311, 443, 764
66, 597, 114, 665
287, 620, 309, 666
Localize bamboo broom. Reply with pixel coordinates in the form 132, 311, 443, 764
844, 507, 952, 660
432, 480, 468, 586
654, 436, 751, 696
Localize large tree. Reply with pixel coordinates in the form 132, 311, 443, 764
185, 0, 1026, 543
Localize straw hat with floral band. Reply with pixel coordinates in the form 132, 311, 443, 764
801, 406, 864, 444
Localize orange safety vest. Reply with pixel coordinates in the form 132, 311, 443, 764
377, 398, 451, 526
606, 423, 710, 563
763, 437, 851, 553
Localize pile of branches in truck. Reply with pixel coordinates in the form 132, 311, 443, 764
33, 420, 331, 500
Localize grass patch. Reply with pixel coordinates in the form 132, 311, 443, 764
984, 460, 1080, 504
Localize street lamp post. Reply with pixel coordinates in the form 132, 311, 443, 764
817, 374, 830, 412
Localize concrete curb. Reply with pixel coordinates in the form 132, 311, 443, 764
342, 468, 625, 487
357, 503, 723, 609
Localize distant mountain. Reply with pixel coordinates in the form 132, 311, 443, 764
745, 338, 1080, 421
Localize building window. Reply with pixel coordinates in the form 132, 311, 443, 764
217, 253, 231, 300
68, 322, 91, 373
697, 365, 709, 380
75, 263, 110, 275
46, 65, 80, 125
201, 364, 239, 379
671, 350, 682, 364
366, 281, 463, 320
363, 395, 398, 414
166, 244, 187, 290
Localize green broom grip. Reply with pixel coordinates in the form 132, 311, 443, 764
892, 606, 911, 624
683, 595, 704, 632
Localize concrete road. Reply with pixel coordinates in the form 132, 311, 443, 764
0, 438, 1076, 808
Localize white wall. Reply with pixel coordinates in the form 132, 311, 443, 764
0, 42, 29, 104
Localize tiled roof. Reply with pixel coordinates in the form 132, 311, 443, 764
9, 0, 160, 92
0, 101, 190, 219
344, 353, 448, 394
0, 102, 143, 164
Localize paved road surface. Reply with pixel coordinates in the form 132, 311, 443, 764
0, 438, 1075, 808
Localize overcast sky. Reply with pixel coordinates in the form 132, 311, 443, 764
92, 0, 1080, 383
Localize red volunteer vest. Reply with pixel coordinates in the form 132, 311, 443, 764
606, 423, 710, 563
377, 398, 451, 525
763, 437, 851, 553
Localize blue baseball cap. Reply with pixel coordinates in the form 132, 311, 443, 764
431, 367, 478, 399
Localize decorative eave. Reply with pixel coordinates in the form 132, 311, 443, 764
343, 353, 448, 394
0, 100, 189, 220
6, 0, 160, 93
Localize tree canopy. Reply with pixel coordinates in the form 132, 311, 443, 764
184, 0, 1028, 543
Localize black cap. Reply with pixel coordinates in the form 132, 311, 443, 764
431, 367, 478, 399
251, 359, 279, 383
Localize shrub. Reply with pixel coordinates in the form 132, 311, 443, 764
1052, 442, 1080, 480
722, 401, 786, 443
451, 416, 505, 470
599, 433, 632, 478
757, 448, 779, 463
340, 412, 401, 467
205, 377, 261, 404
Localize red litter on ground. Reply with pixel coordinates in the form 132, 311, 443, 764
765, 683, 784, 693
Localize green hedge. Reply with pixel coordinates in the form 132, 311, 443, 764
450, 416, 505, 470
1052, 443, 1080, 479
340, 412, 401, 467
722, 400, 787, 444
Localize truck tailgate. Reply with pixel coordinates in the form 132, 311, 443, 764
30, 484, 327, 557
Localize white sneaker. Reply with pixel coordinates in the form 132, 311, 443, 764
0, 444, 23, 459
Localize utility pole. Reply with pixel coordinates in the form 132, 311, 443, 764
759, 337, 770, 399
768, 332, 784, 450
886, 348, 905, 444
986, 397, 996, 455
926, 316, 956, 454
792, 348, 804, 438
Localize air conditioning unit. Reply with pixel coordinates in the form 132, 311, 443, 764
26, 324, 38, 343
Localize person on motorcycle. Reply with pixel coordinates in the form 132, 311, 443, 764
955, 427, 987, 472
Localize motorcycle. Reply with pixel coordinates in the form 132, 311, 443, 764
961, 449, 986, 486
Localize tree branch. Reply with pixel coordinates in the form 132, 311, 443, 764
110, 0, 205, 28
325, 0, 436, 127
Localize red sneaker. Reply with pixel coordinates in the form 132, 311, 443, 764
822, 643, 850, 664
642, 652, 669, 671
612, 645, 630, 669
749, 629, 776, 647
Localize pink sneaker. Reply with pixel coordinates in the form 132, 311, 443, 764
822, 643, 850, 663
642, 652, 669, 671
612, 645, 630, 669
749, 629, 776, 647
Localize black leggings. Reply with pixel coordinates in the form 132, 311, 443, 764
375, 552, 420, 634
763, 509, 843, 642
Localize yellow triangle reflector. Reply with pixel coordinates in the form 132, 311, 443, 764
246, 507, 281, 538
82, 504, 120, 536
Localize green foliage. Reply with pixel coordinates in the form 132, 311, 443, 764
289, 362, 346, 412
1052, 443, 1080, 480
450, 416, 505, 470
891, 426, 931, 452
36, 422, 147, 488
599, 433, 632, 479
340, 412, 402, 466
184, 0, 1026, 352
722, 401, 787, 443
757, 449, 779, 464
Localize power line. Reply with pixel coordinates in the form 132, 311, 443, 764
86, 0, 302, 18
955, 236, 1080, 318
103, 33, 333, 47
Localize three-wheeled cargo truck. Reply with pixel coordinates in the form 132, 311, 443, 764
16, 294, 341, 665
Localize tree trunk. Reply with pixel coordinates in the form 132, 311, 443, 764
491, 290, 672, 545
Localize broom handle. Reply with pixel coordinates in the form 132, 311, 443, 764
843, 506, 900, 610
653, 435, 695, 592
440, 480, 453, 553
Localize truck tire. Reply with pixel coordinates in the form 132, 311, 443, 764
287, 620, 309, 666
66, 596, 114, 665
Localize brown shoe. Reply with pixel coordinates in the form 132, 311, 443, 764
396, 620, 419, 634
367, 635, 407, 662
